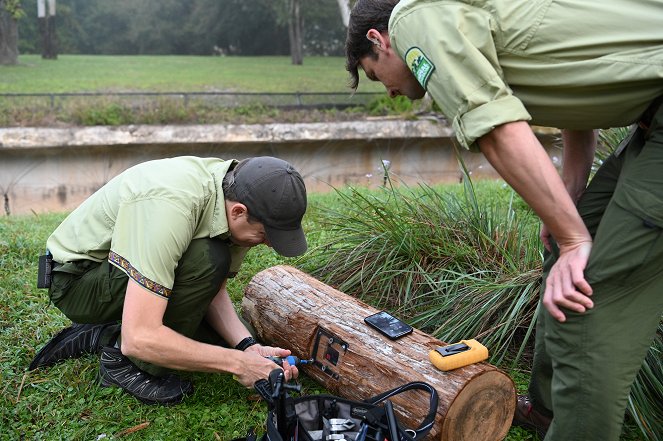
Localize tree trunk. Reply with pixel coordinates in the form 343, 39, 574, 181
46, 0, 57, 59
38, 0, 56, 59
336, 0, 350, 28
288, 0, 302, 65
242, 265, 516, 441
0, 0, 19, 65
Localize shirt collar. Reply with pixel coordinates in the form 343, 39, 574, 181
209, 159, 238, 238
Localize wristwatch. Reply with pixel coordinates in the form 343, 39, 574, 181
234, 336, 259, 351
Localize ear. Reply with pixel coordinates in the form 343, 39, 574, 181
228, 201, 248, 220
366, 29, 391, 52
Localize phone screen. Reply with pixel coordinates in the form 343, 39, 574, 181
364, 311, 413, 340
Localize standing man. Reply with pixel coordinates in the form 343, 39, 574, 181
30, 156, 307, 405
345, 1, 663, 440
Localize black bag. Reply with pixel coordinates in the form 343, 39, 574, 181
252, 369, 439, 441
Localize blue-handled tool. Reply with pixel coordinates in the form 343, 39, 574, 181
266, 355, 314, 367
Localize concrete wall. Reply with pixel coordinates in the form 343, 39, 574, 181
0, 120, 560, 215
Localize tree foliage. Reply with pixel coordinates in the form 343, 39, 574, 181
2, 0, 25, 19
16, 0, 345, 56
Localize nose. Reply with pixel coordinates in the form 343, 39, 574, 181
387, 88, 400, 98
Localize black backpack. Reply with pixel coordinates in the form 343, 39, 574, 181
244, 369, 439, 441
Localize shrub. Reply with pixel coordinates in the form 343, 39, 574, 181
300, 176, 542, 366
366, 95, 414, 116
72, 103, 132, 126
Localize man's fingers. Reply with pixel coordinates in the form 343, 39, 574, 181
539, 224, 552, 252
572, 291, 594, 310
544, 270, 594, 322
571, 266, 593, 297
543, 273, 566, 322
541, 240, 594, 322
543, 297, 566, 322
284, 366, 299, 381
544, 277, 594, 323
555, 295, 589, 314
543, 291, 563, 322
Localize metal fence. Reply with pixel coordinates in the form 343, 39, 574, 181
0, 91, 384, 111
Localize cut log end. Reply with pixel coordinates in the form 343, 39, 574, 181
441, 371, 515, 440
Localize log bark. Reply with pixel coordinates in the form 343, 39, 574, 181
242, 265, 516, 441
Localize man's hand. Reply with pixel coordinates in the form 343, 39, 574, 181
543, 240, 593, 322
478, 122, 595, 323
233, 345, 299, 388
540, 223, 553, 252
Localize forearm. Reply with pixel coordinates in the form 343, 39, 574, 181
124, 324, 245, 374
478, 121, 591, 248
560, 129, 597, 203
120, 279, 296, 386
204, 281, 253, 347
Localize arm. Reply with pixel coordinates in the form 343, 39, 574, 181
204, 280, 298, 383
204, 279, 257, 347
540, 129, 597, 250
478, 121, 594, 322
560, 129, 597, 202
120, 279, 296, 387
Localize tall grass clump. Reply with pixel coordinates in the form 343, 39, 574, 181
628, 322, 663, 441
301, 173, 543, 367
595, 126, 630, 175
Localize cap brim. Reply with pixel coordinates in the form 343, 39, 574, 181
265, 225, 307, 257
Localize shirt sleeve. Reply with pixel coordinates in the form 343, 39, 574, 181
390, 2, 531, 151
109, 197, 195, 299
228, 245, 249, 277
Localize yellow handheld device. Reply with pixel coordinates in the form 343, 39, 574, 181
429, 339, 489, 371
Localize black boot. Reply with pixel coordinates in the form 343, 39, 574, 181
512, 395, 552, 439
29, 322, 121, 370
99, 346, 193, 405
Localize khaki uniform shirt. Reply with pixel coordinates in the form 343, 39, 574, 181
47, 156, 248, 299
389, 0, 663, 150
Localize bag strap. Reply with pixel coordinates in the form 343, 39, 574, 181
363, 382, 438, 441
255, 378, 274, 404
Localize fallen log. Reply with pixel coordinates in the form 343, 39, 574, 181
242, 265, 516, 441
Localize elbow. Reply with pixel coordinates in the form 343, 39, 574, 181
119, 330, 151, 359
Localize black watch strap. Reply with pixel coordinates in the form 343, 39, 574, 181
235, 336, 259, 351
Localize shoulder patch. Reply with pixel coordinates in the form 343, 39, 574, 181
405, 47, 435, 89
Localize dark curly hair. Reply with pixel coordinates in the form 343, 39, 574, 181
345, 0, 400, 90
222, 158, 260, 223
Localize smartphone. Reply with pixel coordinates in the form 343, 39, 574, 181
364, 311, 413, 340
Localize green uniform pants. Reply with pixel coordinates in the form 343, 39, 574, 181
529, 104, 663, 441
49, 238, 231, 376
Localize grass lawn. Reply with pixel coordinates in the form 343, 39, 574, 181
0, 55, 395, 127
0, 55, 385, 94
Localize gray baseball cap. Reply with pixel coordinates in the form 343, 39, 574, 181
231, 157, 307, 257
